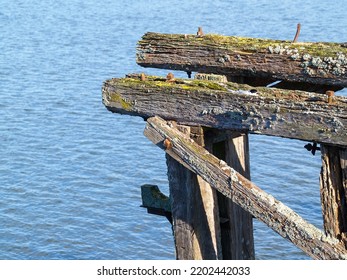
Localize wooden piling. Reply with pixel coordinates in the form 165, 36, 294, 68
320, 145, 347, 248
223, 133, 254, 259
166, 124, 222, 259
206, 130, 255, 259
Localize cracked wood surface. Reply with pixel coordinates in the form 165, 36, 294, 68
320, 145, 347, 248
144, 116, 347, 260
102, 75, 347, 147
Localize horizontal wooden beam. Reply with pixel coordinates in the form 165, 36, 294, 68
102, 75, 347, 147
144, 116, 347, 260
137, 32, 347, 89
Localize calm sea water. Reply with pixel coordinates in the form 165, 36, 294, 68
1, 0, 346, 260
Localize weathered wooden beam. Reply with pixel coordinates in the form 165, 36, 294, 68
320, 146, 347, 248
137, 32, 347, 90
224, 133, 255, 259
166, 124, 222, 259
206, 131, 255, 259
102, 75, 347, 147
144, 116, 347, 260
194, 74, 254, 259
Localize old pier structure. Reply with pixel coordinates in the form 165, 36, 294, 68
102, 31, 347, 259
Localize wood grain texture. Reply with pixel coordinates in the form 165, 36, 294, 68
137, 32, 347, 89
103, 75, 347, 147
166, 124, 222, 259
144, 116, 347, 260
320, 145, 347, 248
224, 133, 255, 259
209, 132, 255, 259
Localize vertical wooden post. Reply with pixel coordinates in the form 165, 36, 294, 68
320, 145, 347, 248
167, 124, 222, 259
225, 132, 255, 259
209, 131, 255, 259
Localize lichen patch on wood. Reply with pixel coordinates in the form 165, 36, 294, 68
102, 74, 347, 147
137, 32, 347, 88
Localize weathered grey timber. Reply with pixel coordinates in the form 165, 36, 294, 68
103, 31, 347, 260
320, 146, 347, 248
144, 116, 347, 260
137, 32, 347, 89
102, 75, 347, 147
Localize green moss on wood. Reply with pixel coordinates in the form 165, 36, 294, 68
111, 76, 229, 92
109, 92, 132, 110
106, 75, 323, 103
139, 32, 347, 60
189, 80, 228, 91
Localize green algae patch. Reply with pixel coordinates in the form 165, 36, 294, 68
111, 75, 229, 93
205, 34, 286, 53
106, 74, 338, 106
188, 80, 228, 91
109, 92, 133, 110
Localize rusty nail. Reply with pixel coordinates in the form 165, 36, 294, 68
292, 23, 301, 43
163, 138, 172, 150
196, 26, 204, 37
326, 90, 334, 104
140, 73, 146, 81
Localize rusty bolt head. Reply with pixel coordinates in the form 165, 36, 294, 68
197, 26, 204, 37
166, 72, 175, 82
163, 138, 172, 150
326, 90, 335, 104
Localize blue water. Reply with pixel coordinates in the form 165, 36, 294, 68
1, 0, 346, 260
